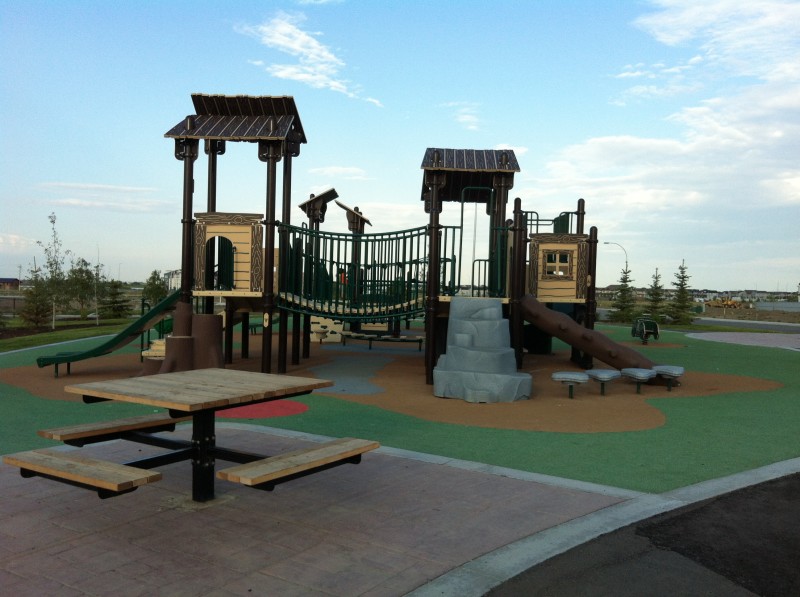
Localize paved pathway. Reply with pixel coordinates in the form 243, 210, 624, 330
687, 331, 800, 351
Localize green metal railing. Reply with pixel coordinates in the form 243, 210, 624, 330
523, 210, 575, 235
469, 225, 511, 297
277, 223, 461, 321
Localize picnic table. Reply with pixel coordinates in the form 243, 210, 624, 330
4, 369, 379, 502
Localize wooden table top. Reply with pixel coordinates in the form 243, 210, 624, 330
64, 368, 333, 412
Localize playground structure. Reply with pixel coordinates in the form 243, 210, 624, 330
39, 92, 664, 394
160, 93, 657, 387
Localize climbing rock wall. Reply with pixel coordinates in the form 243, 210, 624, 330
433, 297, 531, 403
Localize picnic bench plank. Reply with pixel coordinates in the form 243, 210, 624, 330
38, 413, 191, 443
217, 437, 379, 487
3, 449, 161, 493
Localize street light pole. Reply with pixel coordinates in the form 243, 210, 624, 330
603, 242, 628, 270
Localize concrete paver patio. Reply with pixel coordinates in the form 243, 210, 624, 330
1, 424, 629, 596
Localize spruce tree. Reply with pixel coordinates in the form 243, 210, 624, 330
610, 266, 636, 322
669, 259, 694, 325
20, 273, 52, 328
644, 268, 666, 321
101, 280, 132, 319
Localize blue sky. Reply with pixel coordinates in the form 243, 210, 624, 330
1, 0, 798, 292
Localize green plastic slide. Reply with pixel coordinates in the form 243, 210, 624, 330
36, 291, 181, 377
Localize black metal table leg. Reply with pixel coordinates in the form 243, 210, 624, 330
192, 410, 216, 501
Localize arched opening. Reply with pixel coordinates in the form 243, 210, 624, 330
205, 236, 235, 291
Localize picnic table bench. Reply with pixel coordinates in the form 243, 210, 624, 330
3, 449, 162, 499
217, 437, 379, 490
38, 412, 191, 446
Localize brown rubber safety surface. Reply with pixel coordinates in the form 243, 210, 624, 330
1, 339, 779, 434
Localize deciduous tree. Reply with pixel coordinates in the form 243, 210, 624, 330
142, 270, 169, 307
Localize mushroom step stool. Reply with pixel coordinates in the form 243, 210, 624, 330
551, 371, 589, 399
585, 369, 622, 396
653, 365, 685, 390
621, 368, 657, 393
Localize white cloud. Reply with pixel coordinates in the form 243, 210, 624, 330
38, 182, 170, 213
309, 166, 370, 180
634, 0, 800, 81
494, 144, 528, 157
238, 12, 380, 106
0, 233, 37, 255
441, 102, 481, 131
50, 198, 171, 213
39, 182, 158, 193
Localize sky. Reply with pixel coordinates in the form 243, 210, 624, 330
1, 0, 798, 292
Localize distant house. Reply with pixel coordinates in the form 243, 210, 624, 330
163, 269, 181, 292
0, 278, 20, 291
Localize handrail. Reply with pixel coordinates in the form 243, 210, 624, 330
523, 210, 576, 235
277, 223, 450, 321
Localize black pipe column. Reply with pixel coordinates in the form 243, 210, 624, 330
490, 168, 513, 297
174, 120, 198, 319
259, 140, 282, 373
510, 198, 527, 369
204, 140, 225, 314
586, 228, 598, 330
279, 142, 300, 372
423, 155, 445, 385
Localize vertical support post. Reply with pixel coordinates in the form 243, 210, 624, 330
224, 300, 234, 364
424, 157, 445, 385
510, 198, 527, 369
576, 198, 586, 235
586, 226, 598, 333
241, 311, 250, 358
174, 126, 199, 309
490, 171, 513, 297
278, 147, 293, 373
191, 410, 216, 502
204, 139, 225, 314
172, 133, 198, 340
259, 140, 282, 373
304, 214, 317, 359
299, 191, 333, 359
